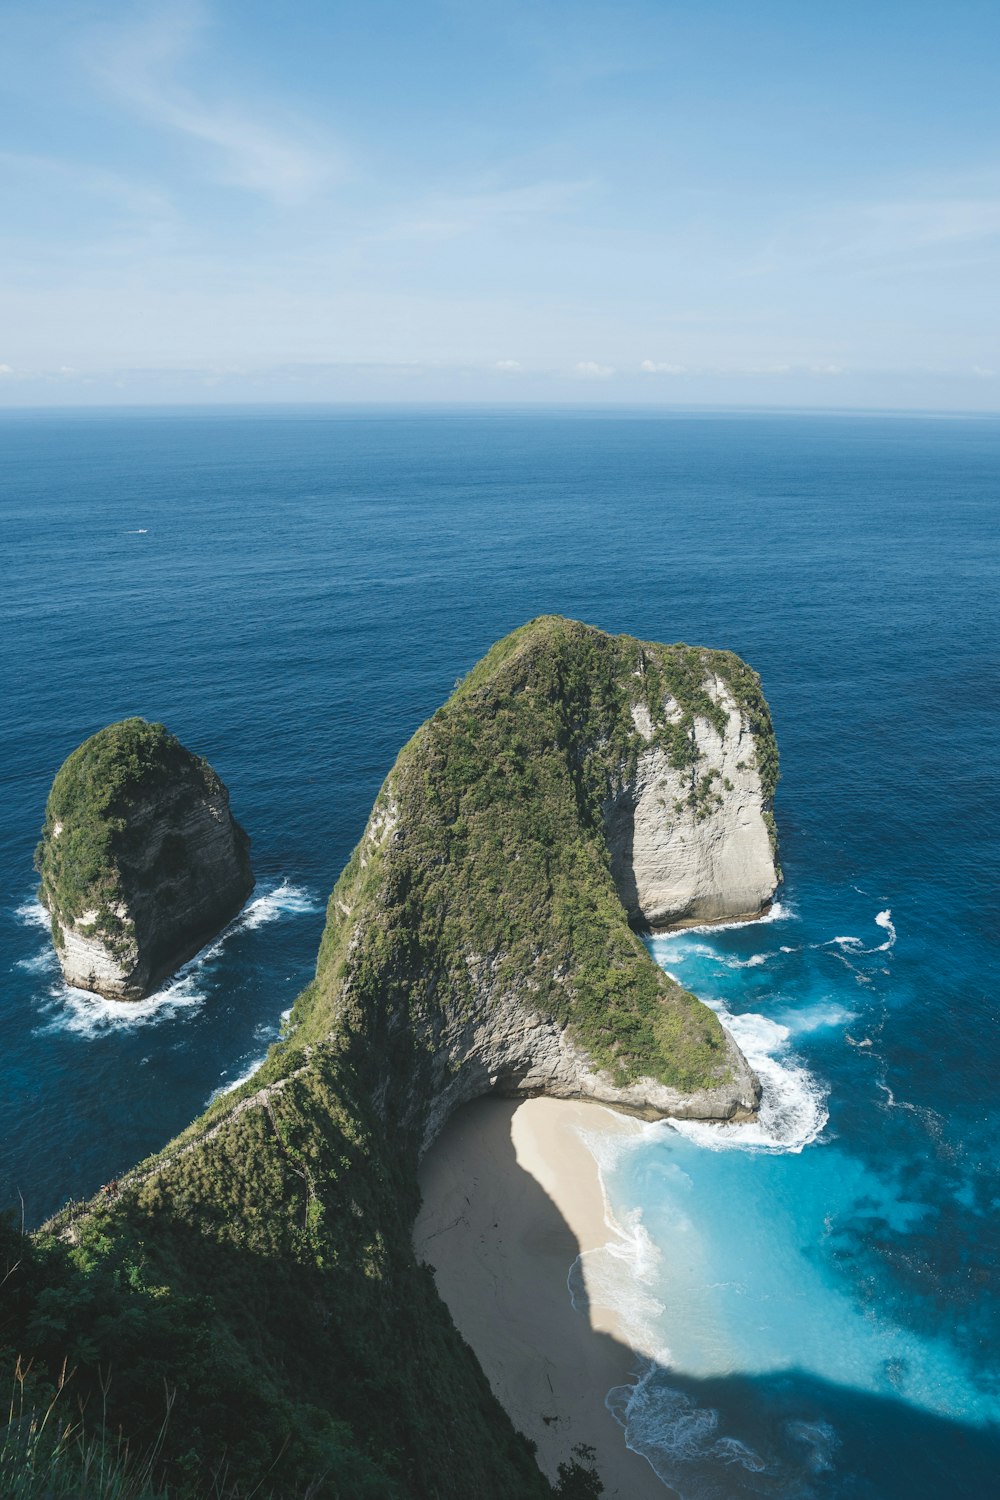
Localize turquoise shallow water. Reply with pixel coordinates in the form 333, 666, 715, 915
581, 895, 999, 1497
1, 406, 997, 1497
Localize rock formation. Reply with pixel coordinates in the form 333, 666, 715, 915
36, 718, 254, 999
25, 619, 782, 1499
316, 616, 778, 1145
606, 670, 779, 928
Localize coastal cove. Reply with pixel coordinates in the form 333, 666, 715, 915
414, 1097, 665, 1499
3, 408, 999, 1498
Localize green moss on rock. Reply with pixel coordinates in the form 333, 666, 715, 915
35, 719, 253, 998
36, 719, 221, 931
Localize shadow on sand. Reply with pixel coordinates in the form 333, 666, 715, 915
419, 1097, 1000, 1500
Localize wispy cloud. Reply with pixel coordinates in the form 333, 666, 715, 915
377, 178, 592, 242
640, 359, 685, 374
858, 193, 1000, 249
742, 177, 1000, 280
87, 1, 339, 203
575, 360, 614, 378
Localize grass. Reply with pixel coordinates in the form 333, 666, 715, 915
1, 1357, 172, 1500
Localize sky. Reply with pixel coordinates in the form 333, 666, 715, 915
1, 0, 998, 409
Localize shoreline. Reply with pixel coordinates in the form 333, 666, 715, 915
414, 1095, 673, 1499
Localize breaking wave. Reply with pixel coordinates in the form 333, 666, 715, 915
608, 1373, 766, 1493
568, 1209, 668, 1361
238, 880, 320, 930
19, 880, 319, 1038
15, 899, 50, 930
209, 1054, 269, 1102
207, 1013, 294, 1102
671, 1001, 829, 1154
36, 974, 207, 1036
676, 900, 793, 936
608, 1366, 840, 1500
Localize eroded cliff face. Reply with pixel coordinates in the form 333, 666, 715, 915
28, 620, 782, 1500
37, 720, 253, 1000
348, 802, 760, 1158
606, 674, 778, 928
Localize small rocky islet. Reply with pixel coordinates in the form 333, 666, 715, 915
35, 717, 254, 1000
17, 616, 779, 1497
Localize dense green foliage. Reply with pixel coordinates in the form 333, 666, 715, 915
304, 615, 778, 1092
35, 720, 221, 948
5, 618, 776, 1498
3, 1063, 556, 1498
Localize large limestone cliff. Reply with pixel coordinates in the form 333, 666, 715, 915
26, 619, 782, 1500
305, 614, 779, 1147
36, 719, 254, 1000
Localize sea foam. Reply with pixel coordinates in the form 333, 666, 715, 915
40, 977, 207, 1036
15, 899, 50, 930
823, 908, 896, 956
23, 879, 318, 1039
607, 1370, 769, 1498
675, 899, 792, 936
671, 1002, 829, 1154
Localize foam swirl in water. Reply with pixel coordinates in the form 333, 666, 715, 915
19, 879, 319, 1037
668, 1000, 830, 1153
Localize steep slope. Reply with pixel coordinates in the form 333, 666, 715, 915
9, 618, 780, 1499
36, 719, 254, 999
301, 614, 777, 1140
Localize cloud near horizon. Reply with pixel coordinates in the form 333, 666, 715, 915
0, 0, 997, 409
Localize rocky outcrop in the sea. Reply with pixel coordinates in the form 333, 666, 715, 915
36, 719, 254, 1000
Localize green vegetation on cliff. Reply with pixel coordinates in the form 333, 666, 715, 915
35, 720, 226, 950
4, 618, 778, 1499
301, 614, 778, 1091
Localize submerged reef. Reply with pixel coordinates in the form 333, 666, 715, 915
8, 617, 780, 1498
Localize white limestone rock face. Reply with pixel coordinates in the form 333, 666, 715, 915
605, 674, 778, 929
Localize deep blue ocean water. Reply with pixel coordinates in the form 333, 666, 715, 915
1, 407, 997, 1499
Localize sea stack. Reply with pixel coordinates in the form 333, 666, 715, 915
36, 718, 254, 1000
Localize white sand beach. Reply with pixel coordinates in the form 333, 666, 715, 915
414, 1096, 672, 1499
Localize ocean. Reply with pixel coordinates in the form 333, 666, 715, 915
2, 406, 997, 1498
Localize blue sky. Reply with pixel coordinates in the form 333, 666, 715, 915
1, 0, 998, 407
